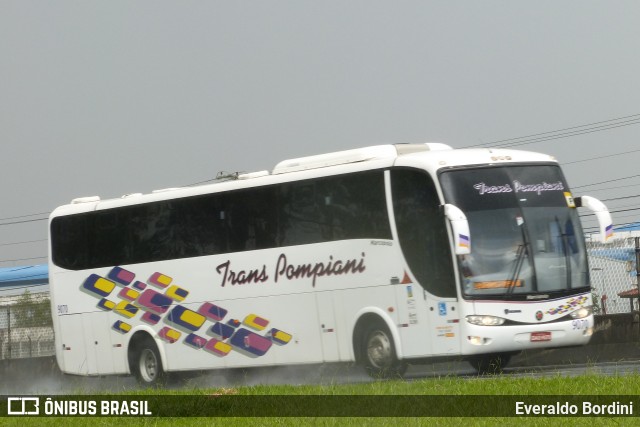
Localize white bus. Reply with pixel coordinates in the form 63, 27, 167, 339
48, 143, 612, 385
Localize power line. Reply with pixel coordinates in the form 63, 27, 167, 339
0, 239, 47, 247
464, 113, 640, 149
562, 148, 640, 166
489, 119, 640, 149
0, 217, 48, 227
572, 183, 640, 193
0, 212, 50, 222
572, 174, 640, 190
0, 256, 47, 263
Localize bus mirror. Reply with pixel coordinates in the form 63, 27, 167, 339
575, 196, 613, 243
444, 204, 471, 255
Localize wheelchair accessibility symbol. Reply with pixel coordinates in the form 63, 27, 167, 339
438, 302, 447, 316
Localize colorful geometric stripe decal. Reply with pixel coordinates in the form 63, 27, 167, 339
243, 314, 269, 331
459, 234, 470, 249
159, 326, 181, 343
141, 311, 161, 325
113, 320, 132, 334
167, 305, 206, 332
108, 267, 135, 286
149, 272, 172, 289
210, 322, 235, 340
230, 328, 272, 357
166, 285, 189, 302
545, 295, 589, 316
137, 289, 173, 315
118, 287, 139, 302
185, 333, 207, 349
227, 319, 241, 328
205, 339, 232, 357
82, 274, 115, 298
115, 300, 139, 319
198, 302, 228, 322
78, 268, 292, 360
97, 298, 116, 311
269, 328, 292, 345
132, 281, 147, 291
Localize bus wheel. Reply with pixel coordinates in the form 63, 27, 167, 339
362, 322, 407, 379
468, 353, 511, 375
131, 336, 166, 387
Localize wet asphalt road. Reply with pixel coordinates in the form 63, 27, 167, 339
3, 357, 639, 395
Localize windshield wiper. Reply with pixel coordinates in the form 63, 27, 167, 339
506, 243, 527, 296
506, 217, 530, 296
555, 217, 572, 290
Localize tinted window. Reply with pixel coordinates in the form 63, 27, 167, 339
51, 170, 391, 270
391, 169, 456, 297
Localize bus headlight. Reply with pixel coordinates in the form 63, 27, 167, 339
466, 315, 506, 326
570, 306, 593, 319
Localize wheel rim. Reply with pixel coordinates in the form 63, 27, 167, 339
366, 330, 393, 369
139, 348, 158, 383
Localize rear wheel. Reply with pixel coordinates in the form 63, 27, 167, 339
468, 353, 511, 375
361, 321, 407, 379
130, 336, 166, 387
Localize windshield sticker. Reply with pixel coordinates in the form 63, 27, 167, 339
458, 234, 470, 249
473, 280, 523, 290
473, 181, 564, 196
564, 192, 576, 208
606, 224, 614, 240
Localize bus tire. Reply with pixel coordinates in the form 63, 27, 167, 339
361, 320, 407, 379
468, 353, 511, 375
130, 335, 166, 387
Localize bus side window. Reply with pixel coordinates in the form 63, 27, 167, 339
391, 169, 456, 298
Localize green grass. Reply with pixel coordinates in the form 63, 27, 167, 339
3, 373, 640, 426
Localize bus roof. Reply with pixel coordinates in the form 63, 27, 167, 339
51, 143, 557, 217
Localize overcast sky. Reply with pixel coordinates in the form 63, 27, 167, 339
1, 1, 639, 266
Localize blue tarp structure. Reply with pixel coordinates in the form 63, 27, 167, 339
0, 264, 48, 287
615, 222, 640, 233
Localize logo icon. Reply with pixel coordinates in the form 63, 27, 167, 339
7, 397, 40, 415
535, 311, 544, 321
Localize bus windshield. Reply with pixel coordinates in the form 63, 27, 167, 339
439, 164, 589, 300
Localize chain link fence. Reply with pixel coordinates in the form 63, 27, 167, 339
588, 235, 640, 315
0, 290, 54, 360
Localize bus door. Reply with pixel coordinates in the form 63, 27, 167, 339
316, 290, 340, 361
390, 168, 461, 356
57, 314, 88, 374
82, 311, 115, 375
425, 294, 461, 355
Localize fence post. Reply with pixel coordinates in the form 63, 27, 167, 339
7, 304, 10, 359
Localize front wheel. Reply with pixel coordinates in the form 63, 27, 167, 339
131, 336, 166, 387
362, 322, 407, 379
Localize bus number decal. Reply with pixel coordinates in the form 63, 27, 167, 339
572, 319, 589, 330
